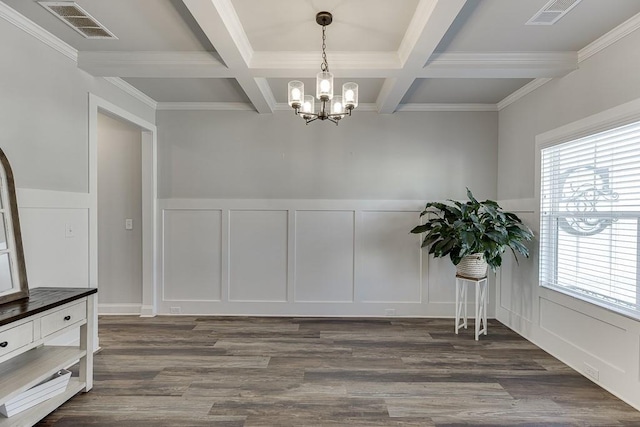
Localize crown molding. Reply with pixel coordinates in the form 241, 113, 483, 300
578, 12, 640, 63
0, 2, 77, 61
496, 78, 553, 111
396, 103, 498, 112
103, 77, 158, 110
499, 12, 640, 110
157, 102, 255, 111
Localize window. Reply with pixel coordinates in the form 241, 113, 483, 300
540, 120, 640, 319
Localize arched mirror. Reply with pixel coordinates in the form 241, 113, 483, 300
0, 148, 28, 304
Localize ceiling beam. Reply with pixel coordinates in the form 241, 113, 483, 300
421, 52, 578, 78
182, 0, 273, 113
376, 0, 467, 114
78, 51, 232, 78
78, 50, 577, 80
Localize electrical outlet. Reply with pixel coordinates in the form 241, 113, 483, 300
170, 306, 181, 314
584, 362, 599, 381
385, 308, 396, 316
64, 223, 75, 238
125, 219, 133, 230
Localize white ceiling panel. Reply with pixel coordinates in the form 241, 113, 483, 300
3, 0, 214, 51
435, 0, 640, 53
231, 0, 419, 52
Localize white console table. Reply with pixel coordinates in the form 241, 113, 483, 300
0, 288, 97, 426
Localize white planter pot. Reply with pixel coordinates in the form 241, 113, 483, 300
456, 253, 488, 278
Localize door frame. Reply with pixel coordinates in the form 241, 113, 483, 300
88, 93, 158, 316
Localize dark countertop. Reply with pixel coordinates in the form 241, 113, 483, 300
0, 287, 97, 327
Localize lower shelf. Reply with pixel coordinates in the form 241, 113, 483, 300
0, 378, 84, 427
0, 346, 85, 404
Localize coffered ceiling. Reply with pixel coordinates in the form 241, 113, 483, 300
4, 0, 640, 113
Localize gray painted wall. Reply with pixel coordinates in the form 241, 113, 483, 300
158, 110, 498, 201
0, 17, 155, 193
498, 29, 640, 200
97, 113, 142, 305
497, 27, 640, 409
156, 109, 499, 318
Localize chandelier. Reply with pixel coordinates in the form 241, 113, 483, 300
287, 12, 359, 125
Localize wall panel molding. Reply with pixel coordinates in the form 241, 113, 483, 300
496, 196, 640, 411
157, 198, 490, 318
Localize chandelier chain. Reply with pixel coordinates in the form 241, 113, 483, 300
321, 24, 329, 72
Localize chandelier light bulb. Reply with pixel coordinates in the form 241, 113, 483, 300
302, 95, 315, 114
316, 71, 334, 100
342, 82, 358, 109
291, 88, 301, 102
331, 95, 344, 115
287, 80, 304, 107
303, 100, 312, 112
345, 89, 354, 103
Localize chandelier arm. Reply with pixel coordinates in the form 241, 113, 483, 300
300, 112, 319, 119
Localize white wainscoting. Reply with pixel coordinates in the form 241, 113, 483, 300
229, 210, 288, 302
17, 189, 90, 289
163, 209, 222, 302
16, 188, 137, 320
16, 188, 100, 348
496, 198, 640, 411
158, 199, 496, 317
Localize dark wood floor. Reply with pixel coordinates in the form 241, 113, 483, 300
37, 316, 640, 426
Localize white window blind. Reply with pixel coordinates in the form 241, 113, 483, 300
540, 120, 640, 318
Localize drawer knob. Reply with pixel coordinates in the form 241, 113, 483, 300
64, 315, 71, 321
0, 341, 7, 348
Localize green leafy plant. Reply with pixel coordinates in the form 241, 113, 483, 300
410, 189, 533, 271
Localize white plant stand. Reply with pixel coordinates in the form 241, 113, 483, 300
455, 274, 488, 340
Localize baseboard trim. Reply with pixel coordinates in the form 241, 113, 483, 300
140, 305, 155, 317
98, 303, 142, 315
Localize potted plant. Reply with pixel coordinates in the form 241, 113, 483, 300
410, 189, 533, 278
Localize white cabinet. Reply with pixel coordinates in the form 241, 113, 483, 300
0, 288, 96, 427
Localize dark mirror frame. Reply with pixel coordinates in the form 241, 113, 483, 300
0, 148, 29, 304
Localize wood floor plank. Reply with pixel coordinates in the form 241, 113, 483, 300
34, 316, 640, 426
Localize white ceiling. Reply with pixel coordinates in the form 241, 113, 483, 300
4, 0, 640, 112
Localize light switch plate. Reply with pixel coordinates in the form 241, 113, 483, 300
125, 219, 133, 230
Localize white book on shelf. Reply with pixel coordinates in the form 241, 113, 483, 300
0, 369, 71, 418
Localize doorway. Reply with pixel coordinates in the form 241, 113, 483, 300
97, 112, 143, 312
89, 94, 157, 317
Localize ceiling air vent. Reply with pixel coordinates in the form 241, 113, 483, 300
526, 0, 582, 25
38, 1, 117, 39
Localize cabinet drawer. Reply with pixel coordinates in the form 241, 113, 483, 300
0, 322, 33, 358
40, 301, 87, 337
